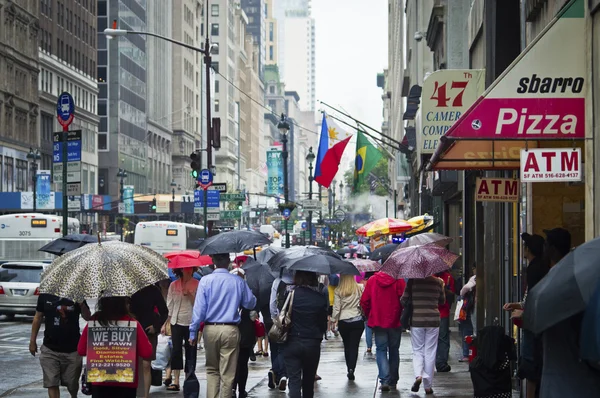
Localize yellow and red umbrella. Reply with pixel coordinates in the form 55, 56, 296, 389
356, 218, 414, 237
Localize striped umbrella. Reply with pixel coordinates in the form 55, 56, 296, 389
356, 218, 415, 237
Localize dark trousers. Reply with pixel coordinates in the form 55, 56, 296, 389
338, 319, 364, 371
92, 385, 136, 398
234, 346, 252, 395
283, 337, 321, 398
436, 316, 450, 368
171, 324, 191, 370
270, 342, 287, 381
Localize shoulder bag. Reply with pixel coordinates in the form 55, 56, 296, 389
268, 289, 295, 343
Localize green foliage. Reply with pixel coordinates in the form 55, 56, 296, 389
345, 157, 389, 196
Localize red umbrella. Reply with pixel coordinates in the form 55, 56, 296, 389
164, 250, 213, 269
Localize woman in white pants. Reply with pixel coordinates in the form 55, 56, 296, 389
401, 276, 446, 395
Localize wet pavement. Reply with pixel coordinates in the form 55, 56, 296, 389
1, 325, 503, 397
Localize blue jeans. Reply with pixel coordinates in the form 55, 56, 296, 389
365, 322, 373, 349
459, 313, 474, 358
270, 342, 287, 380
373, 327, 401, 386
435, 317, 450, 368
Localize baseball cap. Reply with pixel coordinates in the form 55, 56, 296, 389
543, 228, 572, 256
521, 233, 545, 257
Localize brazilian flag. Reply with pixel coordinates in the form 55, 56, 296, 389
353, 131, 382, 191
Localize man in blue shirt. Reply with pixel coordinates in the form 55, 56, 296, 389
189, 253, 256, 398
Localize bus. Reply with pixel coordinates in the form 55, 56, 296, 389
0, 213, 80, 262
134, 221, 206, 254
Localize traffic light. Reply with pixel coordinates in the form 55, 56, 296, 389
237, 202, 243, 210
151, 196, 157, 212
190, 152, 201, 179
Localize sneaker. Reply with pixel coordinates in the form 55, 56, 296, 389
314, 374, 322, 381
249, 353, 256, 362
267, 370, 276, 389
436, 364, 452, 372
380, 384, 391, 392
278, 377, 287, 391
347, 369, 355, 381
458, 357, 470, 362
333, 330, 339, 337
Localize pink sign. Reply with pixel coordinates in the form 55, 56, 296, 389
92, 195, 103, 211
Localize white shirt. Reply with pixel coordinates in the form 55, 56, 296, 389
167, 278, 199, 326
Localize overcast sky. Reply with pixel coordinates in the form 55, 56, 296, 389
312, 0, 388, 169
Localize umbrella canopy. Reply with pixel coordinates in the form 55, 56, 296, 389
38, 234, 99, 256
164, 250, 213, 269
580, 280, 600, 363
286, 255, 360, 275
197, 230, 272, 255
398, 233, 453, 248
241, 258, 276, 311
370, 243, 399, 262
349, 258, 381, 273
406, 215, 434, 233
268, 245, 341, 272
336, 247, 355, 255
379, 244, 459, 279
356, 218, 414, 237
256, 246, 284, 263
524, 236, 600, 334
40, 241, 169, 302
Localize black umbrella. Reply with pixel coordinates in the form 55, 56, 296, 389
336, 247, 357, 256
370, 243, 399, 262
38, 234, 99, 256
256, 246, 284, 263
267, 245, 341, 272
242, 258, 275, 312
197, 230, 272, 255
286, 256, 360, 276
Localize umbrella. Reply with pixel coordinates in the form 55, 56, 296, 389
580, 280, 600, 363
286, 255, 359, 275
38, 234, 98, 256
256, 246, 284, 263
336, 247, 356, 255
40, 241, 169, 302
349, 258, 381, 273
164, 250, 213, 269
197, 230, 272, 255
406, 214, 434, 233
379, 244, 459, 279
398, 233, 453, 248
370, 243, 399, 261
523, 236, 600, 334
356, 218, 414, 237
268, 245, 341, 273
242, 258, 275, 311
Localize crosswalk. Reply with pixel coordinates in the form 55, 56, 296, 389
0, 319, 43, 357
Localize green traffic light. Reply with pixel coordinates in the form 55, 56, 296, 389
191, 170, 198, 178
238, 206, 243, 210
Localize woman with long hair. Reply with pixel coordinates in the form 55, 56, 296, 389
332, 274, 365, 380
283, 271, 328, 398
162, 267, 199, 391
78, 297, 152, 398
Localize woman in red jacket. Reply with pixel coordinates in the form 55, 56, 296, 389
78, 297, 153, 398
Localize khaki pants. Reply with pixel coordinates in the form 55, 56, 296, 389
203, 325, 240, 398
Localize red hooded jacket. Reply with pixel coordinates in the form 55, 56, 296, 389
360, 272, 406, 329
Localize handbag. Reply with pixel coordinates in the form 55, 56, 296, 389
400, 280, 413, 328
268, 290, 295, 343
183, 344, 199, 398
454, 298, 468, 321
80, 368, 92, 395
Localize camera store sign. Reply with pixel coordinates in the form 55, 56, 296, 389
520, 148, 582, 182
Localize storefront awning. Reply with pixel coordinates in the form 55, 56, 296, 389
427, 0, 586, 171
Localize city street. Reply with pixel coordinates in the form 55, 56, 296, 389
0, 318, 486, 398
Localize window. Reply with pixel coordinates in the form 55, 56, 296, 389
211, 23, 219, 36
16, 160, 27, 192
211, 62, 219, 73
269, 45, 274, 61
98, 133, 108, 150
5, 157, 14, 192
269, 85, 275, 94
214, 99, 219, 112
269, 22, 274, 41
214, 80, 219, 93
211, 4, 219, 16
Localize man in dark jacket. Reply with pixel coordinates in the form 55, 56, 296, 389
130, 284, 169, 398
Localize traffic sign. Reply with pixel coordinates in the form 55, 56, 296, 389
282, 208, 291, 219
301, 221, 307, 229
56, 92, 75, 128
207, 213, 221, 221
194, 190, 220, 208
301, 199, 322, 211
324, 218, 341, 225
198, 169, 213, 190
220, 193, 246, 201
221, 210, 242, 220
52, 130, 82, 190
334, 209, 346, 222
208, 183, 227, 193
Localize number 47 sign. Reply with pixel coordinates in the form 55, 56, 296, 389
420, 70, 485, 154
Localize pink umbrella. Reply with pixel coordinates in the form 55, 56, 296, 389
379, 245, 458, 279
349, 259, 381, 273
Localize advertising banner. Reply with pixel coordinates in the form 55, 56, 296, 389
420, 70, 485, 153
36, 171, 52, 209
86, 321, 137, 383
123, 186, 134, 215
156, 200, 170, 213
92, 195, 103, 212
266, 149, 283, 197
475, 178, 520, 202
520, 148, 582, 182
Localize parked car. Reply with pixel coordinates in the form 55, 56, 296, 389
0, 262, 48, 318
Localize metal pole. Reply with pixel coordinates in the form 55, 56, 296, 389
62, 129, 68, 236
32, 162, 37, 212
307, 162, 313, 246
282, 133, 290, 248
203, 188, 208, 237
394, 189, 398, 218
386, 199, 389, 218
119, 175, 124, 242
204, 3, 213, 237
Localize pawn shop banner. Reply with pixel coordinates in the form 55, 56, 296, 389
86, 321, 137, 383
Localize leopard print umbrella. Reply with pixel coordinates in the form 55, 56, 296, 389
39, 240, 169, 302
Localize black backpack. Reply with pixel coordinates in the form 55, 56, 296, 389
276, 281, 289, 311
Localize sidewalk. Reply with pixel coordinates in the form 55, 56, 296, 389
4, 328, 484, 397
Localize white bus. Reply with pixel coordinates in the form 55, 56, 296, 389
134, 221, 206, 254
0, 213, 80, 262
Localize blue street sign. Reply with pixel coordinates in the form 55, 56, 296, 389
283, 208, 291, 219
194, 190, 220, 208
56, 92, 75, 127
52, 130, 82, 163
301, 221, 307, 229
198, 169, 213, 189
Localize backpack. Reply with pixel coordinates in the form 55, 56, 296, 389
276, 281, 289, 311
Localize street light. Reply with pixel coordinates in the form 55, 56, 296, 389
339, 181, 344, 205
26, 148, 41, 212
277, 113, 291, 248
171, 179, 178, 202
306, 147, 315, 245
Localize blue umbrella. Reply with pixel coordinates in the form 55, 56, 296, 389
581, 280, 600, 363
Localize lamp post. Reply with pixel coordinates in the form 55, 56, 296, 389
277, 114, 291, 248
339, 181, 344, 205
171, 179, 177, 202
306, 147, 315, 245
117, 168, 127, 241
27, 148, 41, 212
332, 179, 337, 213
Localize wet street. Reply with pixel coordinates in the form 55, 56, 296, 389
0, 315, 494, 397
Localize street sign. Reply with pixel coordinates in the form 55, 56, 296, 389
56, 92, 75, 128
282, 208, 291, 219
220, 193, 246, 201
198, 169, 213, 189
301, 199, 322, 211
68, 195, 81, 211
194, 190, 220, 208
52, 130, 82, 189
301, 221, 307, 229
118, 203, 125, 214
324, 218, 341, 225
156, 200, 170, 213
66, 182, 81, 195
221, 210, 242, 220
207, 213, 221, 221
208, 183, 227, 193
334, 209, 346, 222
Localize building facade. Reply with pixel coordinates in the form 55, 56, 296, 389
0, 1, 40, 193
240, 0, 266, 80
265, 0, 278, 65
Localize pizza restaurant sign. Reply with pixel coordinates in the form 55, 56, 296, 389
475, 178, 520, 202
520, 148, 582, 182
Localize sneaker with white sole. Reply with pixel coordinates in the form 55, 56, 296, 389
278, 377, 287, 391
267, 370, 276, 389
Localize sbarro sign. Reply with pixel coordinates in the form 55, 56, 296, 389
520, 148, 582, 182
475, 178, 520, 202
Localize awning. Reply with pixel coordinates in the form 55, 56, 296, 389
401, 127, 416, 150
427, 0, 586, 171
402, 85, 422, 120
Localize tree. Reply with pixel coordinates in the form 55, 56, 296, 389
344, 157, 389, 196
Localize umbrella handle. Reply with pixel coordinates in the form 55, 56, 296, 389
253, 247, 257, 261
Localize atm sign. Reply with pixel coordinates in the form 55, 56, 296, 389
475, 178, 520, 202
31, 219, 48, 228
520, 148, 582, 182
